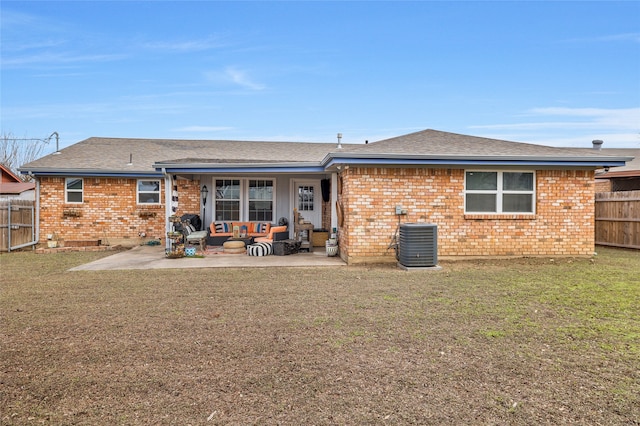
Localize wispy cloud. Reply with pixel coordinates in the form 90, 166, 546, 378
470, 107, 640, 147
1, 9, 44, 30
204, 67, 266, 91
2, 52, 127, 68
2, 39, 66, 53
599, 33, 640, 43
1, 8, 127, 70
2, 99, 188, 121
564, 32, 640, 44
224, 67, 266, 91
173, 126, 234, 133
472, 107, 640, 131
526, 107, 640, 130
141, 36, 227, 52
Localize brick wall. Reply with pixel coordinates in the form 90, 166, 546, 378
38, 177, 200, 247
594, 179, 611, 192
172, 179, 201, 220
338, 167, 595, 263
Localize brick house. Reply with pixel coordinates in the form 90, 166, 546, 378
19, 129, 632, 263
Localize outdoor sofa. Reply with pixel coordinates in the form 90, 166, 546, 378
207, 222, 289, 246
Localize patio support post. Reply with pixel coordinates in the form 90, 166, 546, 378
163, 173, 172, 250
331, 172, 339, 231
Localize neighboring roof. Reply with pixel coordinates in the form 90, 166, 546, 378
0, 181, 36, 195
19, 130, 632, 177
0, 164, 35, 194
1, 163, 23, 183
593, 148, 640, 179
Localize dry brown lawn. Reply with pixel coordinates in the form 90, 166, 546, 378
1, 247, 639, 425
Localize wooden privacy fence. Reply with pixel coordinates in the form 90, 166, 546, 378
595, 190, 640, 250
0, 200, 36, 252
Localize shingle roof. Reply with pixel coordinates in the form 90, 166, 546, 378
20, 137, 354, 173
19, 130, 631, 175
350, 129, 622, 158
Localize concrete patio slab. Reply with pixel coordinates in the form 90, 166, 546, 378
69, 245, 346, 271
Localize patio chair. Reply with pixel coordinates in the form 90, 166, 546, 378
181, 221, 207, 253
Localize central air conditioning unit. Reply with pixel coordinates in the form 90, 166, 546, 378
398, 223, 438, 268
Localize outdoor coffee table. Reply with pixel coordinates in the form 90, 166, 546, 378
222, 237, 254, 253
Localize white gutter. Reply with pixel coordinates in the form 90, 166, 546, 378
152, 161, 324, 171
320, 152, 635, 164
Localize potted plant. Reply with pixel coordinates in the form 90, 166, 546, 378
326, 237, 338, 257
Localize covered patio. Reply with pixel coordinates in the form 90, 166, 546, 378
155, 140, 345, 260
69, 244, 346, 271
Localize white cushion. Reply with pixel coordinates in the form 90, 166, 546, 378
186, 231, 207, 239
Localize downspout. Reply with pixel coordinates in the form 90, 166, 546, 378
34, 177, 40, 244
7, 199, 11, 251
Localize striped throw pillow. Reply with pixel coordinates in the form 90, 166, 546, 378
255, 222, 271, 234
214, 222, 232, 233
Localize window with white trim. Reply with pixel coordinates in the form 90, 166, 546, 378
465, 171, 535, 213
65, 178, 83, 203
214, 178, 275, 221
137, 179, 161, 204
297, 185, 314, 212
248, 179, 273, 221
215, 179, 241, 221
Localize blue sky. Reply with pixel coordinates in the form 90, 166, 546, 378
2, 1, 639, 153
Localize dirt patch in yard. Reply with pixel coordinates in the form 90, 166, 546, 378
1, 248, 639, 424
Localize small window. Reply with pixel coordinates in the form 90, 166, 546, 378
137, 180, 161, 204
465, 171, 534, 214
66, 178, 83, 203
298, 185, 314, 212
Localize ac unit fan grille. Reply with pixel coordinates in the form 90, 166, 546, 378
398, 223, 437, 267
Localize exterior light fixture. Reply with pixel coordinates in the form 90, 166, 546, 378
200, 185, 209, 230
